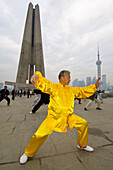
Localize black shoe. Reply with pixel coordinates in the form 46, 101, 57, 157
84, 107, 87, 111
96, 107, 102, 110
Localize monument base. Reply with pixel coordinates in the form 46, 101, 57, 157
5, 81, 35, 90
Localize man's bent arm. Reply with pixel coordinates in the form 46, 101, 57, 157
30, 71, 54, 95
95, 77, 101, 89
72, 77, 101, 99
72, 84, 97, 99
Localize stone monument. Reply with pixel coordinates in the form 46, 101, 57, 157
16, 2, 45, 85
5, 3, 45, 89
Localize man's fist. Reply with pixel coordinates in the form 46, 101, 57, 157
30, 74, 39, 84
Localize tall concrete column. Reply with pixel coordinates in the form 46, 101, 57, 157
16, 3, 33, 83
33, 4, 45, 77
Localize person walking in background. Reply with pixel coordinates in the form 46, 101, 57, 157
27, 89, 30, 98
0, 86, 10, 106
24, 90, 26, 96
12, 88, 15, 100
15, 90, 17, 97
31, 89, 41, 106
84, 90, 102, 111
30, 90, 50, 114
98, 90, 104, 104
30, 89, 33, 97
20, 70, 101, 164
19, 89, 22, 97
17, 91, 19, 96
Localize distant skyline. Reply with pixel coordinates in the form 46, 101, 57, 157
0, 0, 113, 85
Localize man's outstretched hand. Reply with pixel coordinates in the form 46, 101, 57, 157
30, 74, 39, 84
95, 77, 101, 89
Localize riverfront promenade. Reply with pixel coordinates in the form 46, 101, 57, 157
0, 96, 113, 170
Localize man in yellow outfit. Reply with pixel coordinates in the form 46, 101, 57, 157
20, 70, 101, 164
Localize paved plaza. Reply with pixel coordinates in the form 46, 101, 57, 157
0, 95, 113, 170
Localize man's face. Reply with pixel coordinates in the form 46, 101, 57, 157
4, 86, 7, 90
62, 73, 71, 85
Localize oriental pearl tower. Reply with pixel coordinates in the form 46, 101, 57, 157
96, 46, 102, 79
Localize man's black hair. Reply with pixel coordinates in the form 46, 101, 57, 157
58, 70, 70, 80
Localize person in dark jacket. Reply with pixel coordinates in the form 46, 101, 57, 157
12, 88, 15, 100
24, 90, 26, 96
27, 89, 30, 98
84, 90, 102, 111
30, 89, 50, 114
0, 86, 10, 105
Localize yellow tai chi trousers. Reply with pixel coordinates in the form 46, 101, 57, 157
25, 114, 88, 157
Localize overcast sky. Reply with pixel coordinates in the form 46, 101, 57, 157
0, 0, 113, 85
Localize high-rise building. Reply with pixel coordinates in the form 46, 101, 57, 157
72, 79, 85, 87
96, 46, 102, 79
92, 76, 96, 84
102, 75, 107, 90
86, 77, 91, 86
72, 79, 78, 87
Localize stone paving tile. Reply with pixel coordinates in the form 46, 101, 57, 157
79, 150, 113, 170
0, 113, 13, 122
88, 126, 113, 144
88, 135, 112, 148
41, 152, 85, 170
104, 133, 113, 142
0, 122, 16, 135
13, 120, 36, 134
8, 114, 26, 121
89, 124, 113, 133
104, 145, 113, 154
85, 115, 113, 126
0, 159, 41, 170
0, 134, 23, 164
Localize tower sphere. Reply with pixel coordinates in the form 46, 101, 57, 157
96, 60, 102, 65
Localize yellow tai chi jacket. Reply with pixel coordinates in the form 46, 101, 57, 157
34, 71, 97, 133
